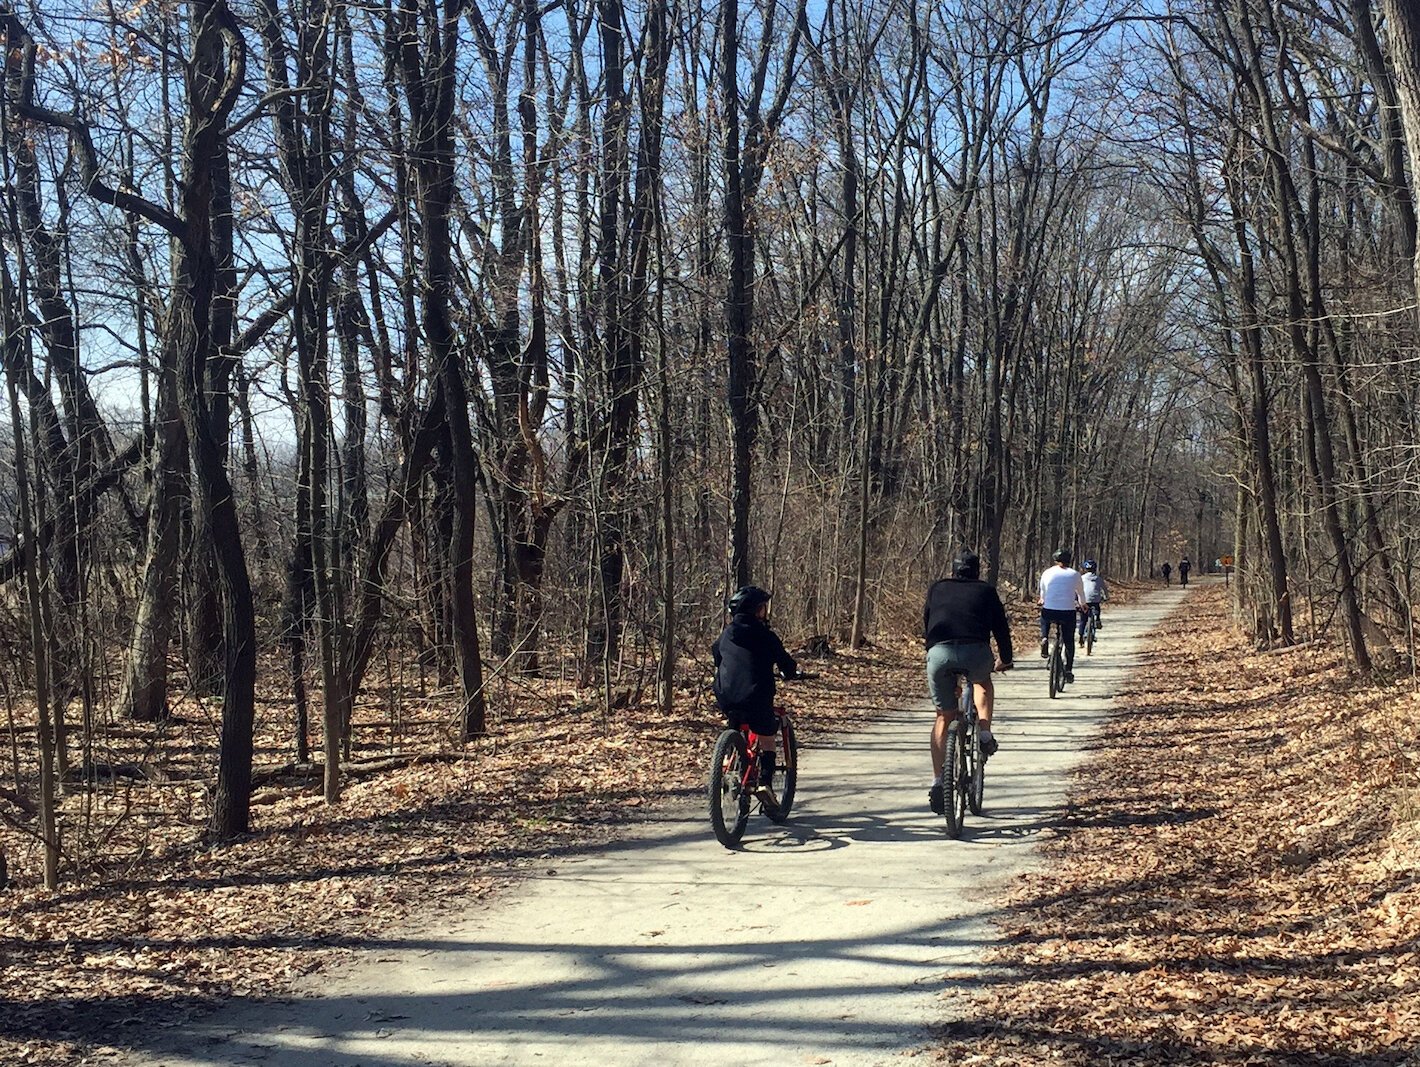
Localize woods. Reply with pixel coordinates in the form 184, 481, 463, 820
0, 0, 1418, 886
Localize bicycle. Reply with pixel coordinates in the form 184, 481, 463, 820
1047, 619, 1070, 699
940, 671, 985, 838
708, 708, 799, 847
1082, 604, 1098, 656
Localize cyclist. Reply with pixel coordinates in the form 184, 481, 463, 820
1178, 556, 1191, 587
923, 551, 1013, 816
1161, 561, 1172, 585
1039, 549, 1085, 683
1078, 559, 1108, 646
711, 585, 802, 814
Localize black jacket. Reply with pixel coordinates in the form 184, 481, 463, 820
922, 578, 1013, 663
712, 614, 798, 713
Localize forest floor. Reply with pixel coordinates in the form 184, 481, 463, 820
1, 617, 929, 1066
932, 583, 1420, 1065
3, 580, 1418, 1065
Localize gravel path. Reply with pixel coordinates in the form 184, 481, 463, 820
127, 588, 1185, 1067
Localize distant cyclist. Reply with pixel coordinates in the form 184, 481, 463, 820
923, 551, 1013, 816
1078, 559, 1108, 646
1161, 561, 1172, 585
712, 586, 802, 814
1039, 549, 1085, 683
1178, 556, 1191, 587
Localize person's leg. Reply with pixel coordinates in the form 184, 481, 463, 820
1039, 613, 1050, 657
1077, 608, 1087, 645
926, 645, 956, 783
974, 676, 994, 728
746, 708, 779, 789
1058, 614, 1076, 673
930, 710, 949, 779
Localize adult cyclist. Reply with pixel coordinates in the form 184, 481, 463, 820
923, 551, 1013, 816
1039, 549, 1085, 683
1078, 559, 1108, 646
1178, 556, 1191, 587
712, 585, 803, 814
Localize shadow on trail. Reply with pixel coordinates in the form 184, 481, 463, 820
8, 915, 1012, 1065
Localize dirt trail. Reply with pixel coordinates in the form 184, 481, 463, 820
125, 589, 1186, 1067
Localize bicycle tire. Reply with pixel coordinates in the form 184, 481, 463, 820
1085, 614, 1096, 656
1048, 633, 1060, 699
943, 721, 967, 837
709, 729, 751, 846
967, 719, 984, 815
769, 718, 798, 823
958, 679, 983, 816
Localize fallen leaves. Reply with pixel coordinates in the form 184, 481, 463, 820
0, 640, 927, 1065
932, 586, 1420, 1065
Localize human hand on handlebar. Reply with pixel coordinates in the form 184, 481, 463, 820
994, 659, 1011, 673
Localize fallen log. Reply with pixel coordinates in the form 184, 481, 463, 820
0, 786, 38, 816
60, 762, 169, 784
250, 751, 462, 787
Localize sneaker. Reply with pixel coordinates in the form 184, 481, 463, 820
928, 783, 945, 815
1039, 638, 1049, 659
753, 784, 781, 817
1064, 671, 1075, 684
979, 731, 998, 758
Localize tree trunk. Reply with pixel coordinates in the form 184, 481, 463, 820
1381, 0, 1420, 313
395, 0, 485, 738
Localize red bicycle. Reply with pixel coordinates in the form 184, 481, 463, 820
708, 709, 798, 847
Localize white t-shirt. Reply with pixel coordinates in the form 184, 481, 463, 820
1039, 566, 1085, 611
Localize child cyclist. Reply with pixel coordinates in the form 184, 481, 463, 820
711, 586, 805, 814
1078, 559, 1108, 645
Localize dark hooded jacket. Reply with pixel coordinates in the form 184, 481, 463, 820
712, 613, 799, 714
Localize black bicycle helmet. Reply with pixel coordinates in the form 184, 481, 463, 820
727, 585, 772, 616
953, 551, 981, 579
1053, 548, 1073, 565
1082, 559, 1097, 573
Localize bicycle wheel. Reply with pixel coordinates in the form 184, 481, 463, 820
967, 717, 984, 815
1048, 634, 1060, 699
709, 729, 751, 846
1085, 614, 1096, 656
769, 718, 798, 823
943, 721, 967, 837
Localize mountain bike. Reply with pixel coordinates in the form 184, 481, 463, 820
708, 709, 799, 847
1082, 604, 1098, 656
940, 671, 984, 838
1047, 620, 1069, 699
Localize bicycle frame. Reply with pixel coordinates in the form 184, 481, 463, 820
738, 707, 791, 766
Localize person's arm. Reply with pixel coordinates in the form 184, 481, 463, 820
1074, 573, 1086, 608
989, 591, 1013, 666
711, 636, 722, 667
767, 628, 799, 679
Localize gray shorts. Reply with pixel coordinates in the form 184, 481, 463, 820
926, 641, 993, 710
